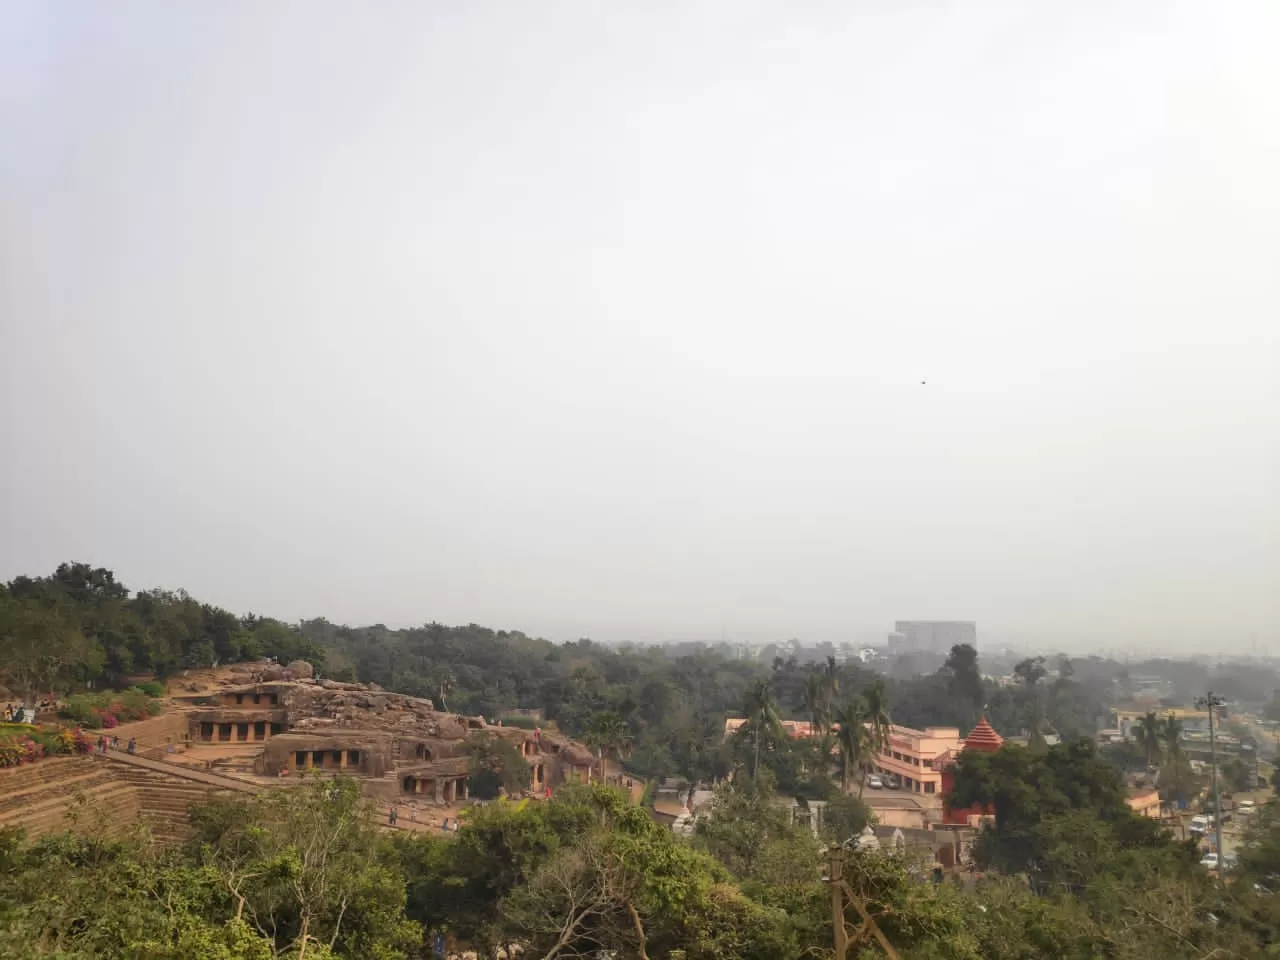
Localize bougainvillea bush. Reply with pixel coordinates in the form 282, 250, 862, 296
59, 690, 162, 729
0, 724, 91, 767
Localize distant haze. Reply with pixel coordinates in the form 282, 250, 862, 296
2, 2, 1277, 654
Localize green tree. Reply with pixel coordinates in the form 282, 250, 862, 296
1220, 756, 1253, 794
947, 739, 1189, 889
583, 710, 630, 776
862, 678, 891, 759
466, 734, 533, 799
833, 699, 871, 796
694, 775, 796, 881
803, 672, 828, 738
1014, 657, 1049, 751
191, 779, 419, 958
943, 643, 985, 716
502, 784, 778, 960
742, 680, 782, 781
1131, 711, 1164, 769
821, 792, 873, 844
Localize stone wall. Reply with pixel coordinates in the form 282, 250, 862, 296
0, 757, 141, 840
0, 754, 257, 845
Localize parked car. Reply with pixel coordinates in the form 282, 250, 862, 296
1189, 815, 1210, 835
884, 774, 901, 789
867, 774, 884, 789
1238, 800, 1257, 816
1200, 852, 1220, 870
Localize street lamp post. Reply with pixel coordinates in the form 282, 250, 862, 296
1195, 692, 1226, 872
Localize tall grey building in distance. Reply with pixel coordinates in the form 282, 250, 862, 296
887, 621, 977, 657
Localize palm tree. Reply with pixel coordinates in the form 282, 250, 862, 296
1157, 715, 1197, 807
823, 655, 840, 706
862, 678, 892, 759
804, 673, 829, 738
1014, 657, 1048, 749
743, 680, 783, 780
1160, 715, 1184, 766
584, 711, 630, 779
1132, 711, 1164, 769
833, 699, 872, 796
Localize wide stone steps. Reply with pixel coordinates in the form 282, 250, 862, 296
0, 761, 109, 813
0, 757, 140, 839
106, 762, 244, 842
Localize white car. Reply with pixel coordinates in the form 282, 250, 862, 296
867, 774, 884, 789
1238, 800, 1256, 816
1189, 815, 1210, 834
1200, 853, 1219, 869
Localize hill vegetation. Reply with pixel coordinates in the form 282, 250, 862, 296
0, 745, 1277, 958
3, 562, 1280, 956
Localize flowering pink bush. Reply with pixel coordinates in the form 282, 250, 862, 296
0, 736, 46, 767
61, 691, 158, 728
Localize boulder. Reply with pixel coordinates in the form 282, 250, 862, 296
286, 660, 315, 679
434, 716, 469, 739
260, 666, 285, 681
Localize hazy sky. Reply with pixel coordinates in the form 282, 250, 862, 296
3, 2, 1277, 653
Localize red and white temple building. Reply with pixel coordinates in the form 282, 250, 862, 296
937, 716, 1004, 826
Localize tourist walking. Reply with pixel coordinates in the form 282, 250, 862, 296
126, 737, 136, 755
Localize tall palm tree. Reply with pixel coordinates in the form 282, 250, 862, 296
584, 711, 630, 779
1158, 715, 1193, 803
833, 699, 871, 796
743, 680, 783, 780
862, 678, 892, 759
823, 655, 840, 706
1132, 711, 1164, 769
804, 673, 831, 737
1160, 715, 1184, 771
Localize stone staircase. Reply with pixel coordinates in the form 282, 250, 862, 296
106, 762, 240, 843
0, 750, 429, 846
0, 757, 139, 840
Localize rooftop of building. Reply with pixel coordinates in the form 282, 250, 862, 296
1115, 706, 1210, 719
887, 724, 962, 740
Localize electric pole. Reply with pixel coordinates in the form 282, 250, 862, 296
1195, 691, 1226, 871
824, 846, 901, 959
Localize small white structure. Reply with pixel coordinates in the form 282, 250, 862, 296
856, 825, 880, 851
671, 807, 696, 838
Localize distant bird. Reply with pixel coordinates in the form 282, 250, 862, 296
920, 380, 926, 385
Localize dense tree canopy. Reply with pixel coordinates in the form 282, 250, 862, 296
0, 564, 326, 697
2, 561, 1280, 957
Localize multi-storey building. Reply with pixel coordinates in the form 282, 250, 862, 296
887, 621, 976, 657
873, 724, 962, 795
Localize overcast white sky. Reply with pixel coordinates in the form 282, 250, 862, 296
2, 2, 1277, 653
